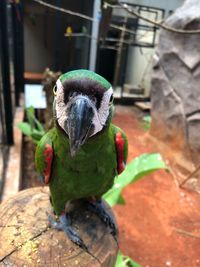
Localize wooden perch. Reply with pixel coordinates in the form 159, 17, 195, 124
0, 187, 118, 267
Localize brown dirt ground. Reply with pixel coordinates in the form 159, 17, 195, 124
22, 105, 200, 267
112, 105, 200, 267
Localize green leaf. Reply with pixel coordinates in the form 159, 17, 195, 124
25, 106, 45, 134
117, 194, 126, 205
143, 115, 151, 123
26, 106, 35, 129
26, 106, 34, 116
122, 153, 167, 186
104, 153, 167, 207
115, 252, 142, 267
103, 186, 123, 207
17, 106, 45, 143
115, 251, 125, 267
31, 129, 44, 142
17, 122, 32, 136
142, 115, 151, 131
34, 119, 45, 133
124, 256, 142, 267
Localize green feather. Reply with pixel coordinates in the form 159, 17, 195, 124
59, 69, 111, 90
35, 124, 128, 215
35, 131, 54, 174
35, 70, 128, 215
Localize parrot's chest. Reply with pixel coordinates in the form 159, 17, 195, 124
51, 135, 117, 199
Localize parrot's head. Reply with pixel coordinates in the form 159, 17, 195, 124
53, 69, 114, 156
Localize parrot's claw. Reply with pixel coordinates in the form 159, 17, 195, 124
87, 200, 118, 242
48, 213, 88, 251
48, 215, 63, 230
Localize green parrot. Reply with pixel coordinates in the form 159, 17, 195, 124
35, 69, 128, 250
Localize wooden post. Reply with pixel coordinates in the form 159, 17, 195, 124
0, 187, 118, 267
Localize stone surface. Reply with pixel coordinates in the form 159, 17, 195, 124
150, 0, 200, 166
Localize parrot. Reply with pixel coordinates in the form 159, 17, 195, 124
35, 69, 128, 250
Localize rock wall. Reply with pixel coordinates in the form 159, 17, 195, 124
150, 0, 200, 166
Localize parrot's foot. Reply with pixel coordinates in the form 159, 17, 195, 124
87, 200, 118, 242
48, 213, 88, 251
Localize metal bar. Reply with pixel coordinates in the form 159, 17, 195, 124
54, 0, 61, 70
11, 3, 24, 107
113, 17, 127, 88
120, 1, 165, 13
0, 0, 14, 145
89, 0, 101, 71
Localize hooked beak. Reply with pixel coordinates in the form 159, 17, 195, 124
65, 96, 94, 157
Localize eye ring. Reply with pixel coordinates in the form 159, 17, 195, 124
109, 94, 114, 105
53, 85, 57, 96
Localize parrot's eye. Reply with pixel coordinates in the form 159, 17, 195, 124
92, 97, 97, 104
109, 94, 114, 105
53, 85, 57, 96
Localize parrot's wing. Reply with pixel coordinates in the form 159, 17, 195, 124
112, 125, 128, 174
35, 132, 54, 184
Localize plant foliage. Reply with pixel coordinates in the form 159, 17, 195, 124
103, 153, 167, 267
17, 106, 45, 144
115, 252, 142, 267
142, 115, 151, 131
103, 153, 167, 207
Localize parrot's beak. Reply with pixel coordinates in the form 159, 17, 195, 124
66, 96, 94, 157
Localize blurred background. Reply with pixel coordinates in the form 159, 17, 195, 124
4, 1, 200, 266
0, 0, 183, 165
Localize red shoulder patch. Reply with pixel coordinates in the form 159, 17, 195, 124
115, 132, 125, 174
43, 143, 53, 184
